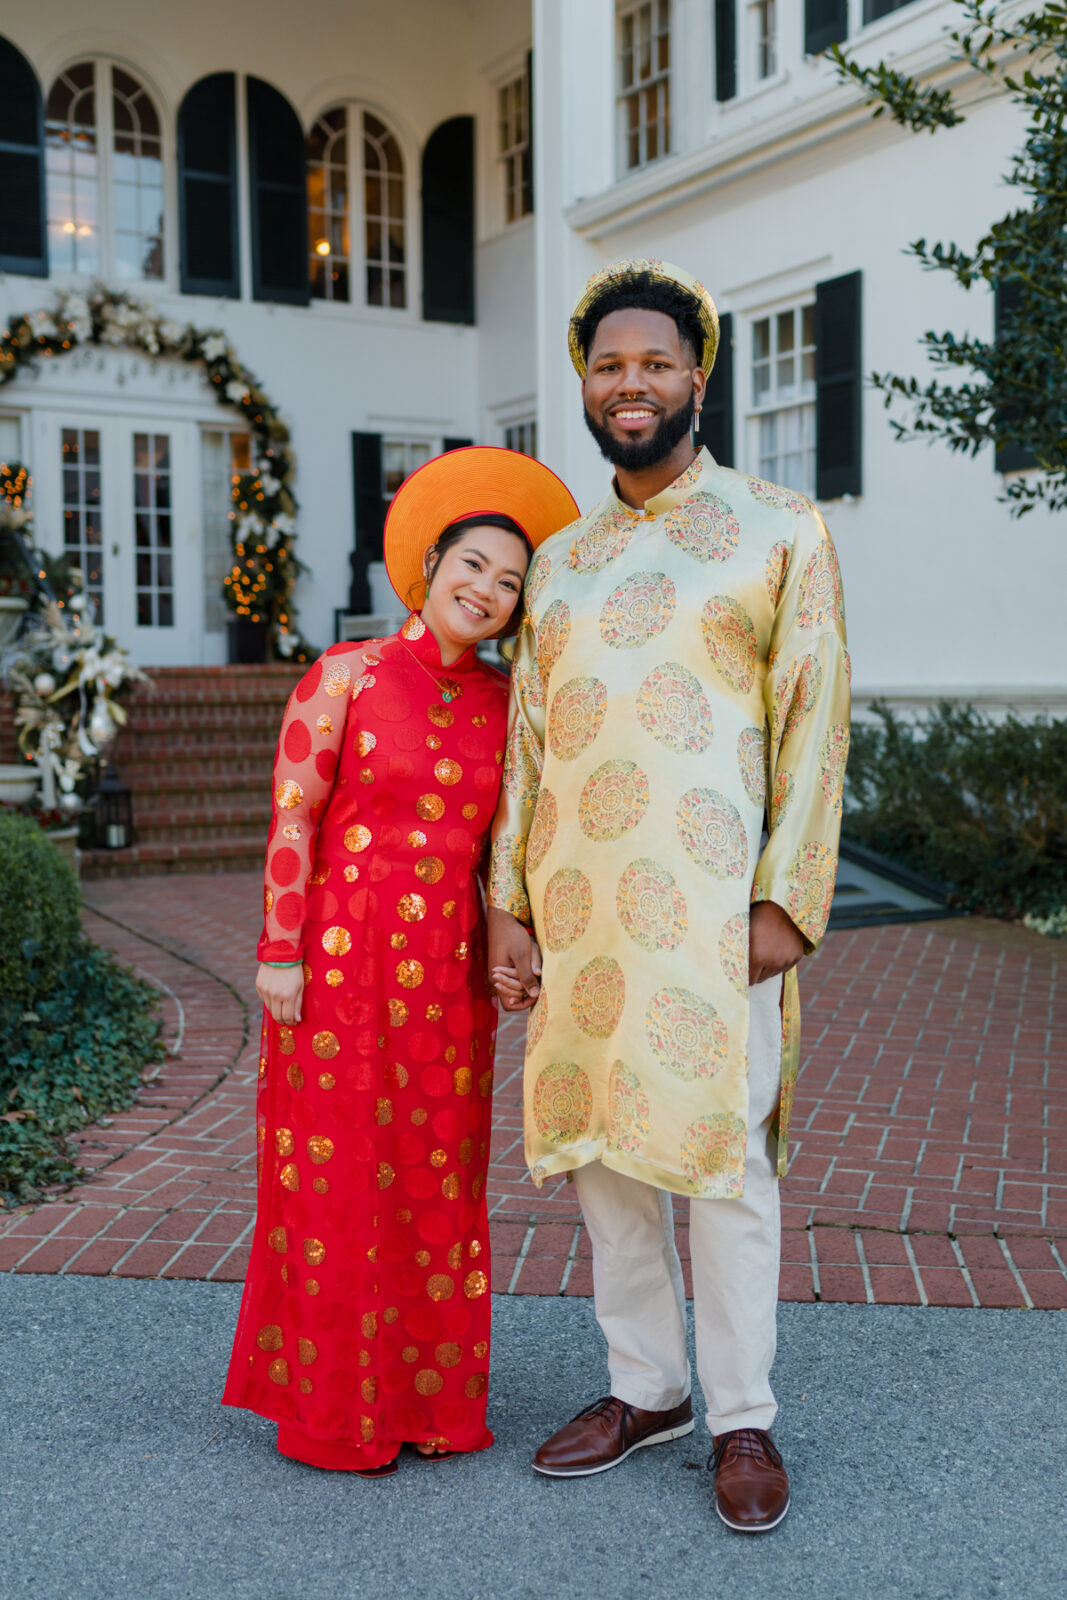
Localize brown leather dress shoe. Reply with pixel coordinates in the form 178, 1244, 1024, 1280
532, 1394, 694, 1477
708, 1428, 790, 1532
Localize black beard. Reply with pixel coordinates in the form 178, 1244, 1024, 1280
583, 390, 695, 471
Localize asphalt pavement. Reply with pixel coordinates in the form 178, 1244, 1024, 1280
2, 1276, 1063, 1600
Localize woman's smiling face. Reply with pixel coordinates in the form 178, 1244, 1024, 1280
421, 524, 530, 657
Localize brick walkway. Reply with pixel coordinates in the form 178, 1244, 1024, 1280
2, 874, 1064, 1309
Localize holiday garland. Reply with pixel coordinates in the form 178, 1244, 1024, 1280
0, 285, 313, 660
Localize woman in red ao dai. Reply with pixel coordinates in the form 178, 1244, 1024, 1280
223, 448, 578, 1475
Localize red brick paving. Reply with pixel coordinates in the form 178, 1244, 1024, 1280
1, 874, 1064, 1310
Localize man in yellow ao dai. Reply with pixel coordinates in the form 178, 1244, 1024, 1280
488, 260, 849, 1533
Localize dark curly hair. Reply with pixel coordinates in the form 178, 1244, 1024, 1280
571, 271, 704, 369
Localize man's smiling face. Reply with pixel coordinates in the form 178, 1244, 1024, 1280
581, 306, 705, 471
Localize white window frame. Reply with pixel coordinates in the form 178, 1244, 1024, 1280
496, 68, 532, 227
45, 57, 168, 286
749, 0, 778, 84
745, 300, 817, 498
616, 0, 672, 175
307, 103, 410, 314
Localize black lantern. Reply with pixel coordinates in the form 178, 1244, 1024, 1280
94, 763, 133, 849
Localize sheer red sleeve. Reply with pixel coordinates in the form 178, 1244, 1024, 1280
257, 645, 363, 963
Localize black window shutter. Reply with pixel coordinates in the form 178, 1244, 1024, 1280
422, 116, 475, 325
864, 0, 917, 21
0, 36, 46, 275
714, 1, 737, 103
696, 311, 734, 466
178, 74, 239, 297
443, 437, 474, 452
247, 77, 309, 305
815, 271, 863, 499
350, 432, 384, 612
524, 49, 535, 214
993, 280, 1037, 473
805, 0, 849, 54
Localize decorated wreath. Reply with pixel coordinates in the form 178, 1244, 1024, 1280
0, 285, 314, 662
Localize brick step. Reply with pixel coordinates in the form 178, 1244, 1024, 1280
131, 803, 270, 846
115, 768, 269, 801
117, 706, 290, 735
80, 833, 267, 880
110, 738, 277, 774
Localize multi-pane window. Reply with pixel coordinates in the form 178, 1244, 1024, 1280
308, 107, 406, 308
61, 428, 104, 620
749, 305, 816, 496
133, 432, 173, 628
383, 439, 432, 502
617, 0, 671, 172
751, 1, 777, 81
864, 0, 919, 20
498, 72, 532, 224
504, 419, 538, 458
46, 62, 163, 280
201, 430, 251, 633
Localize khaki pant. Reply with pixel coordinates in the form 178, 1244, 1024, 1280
572, 974, 782, 1437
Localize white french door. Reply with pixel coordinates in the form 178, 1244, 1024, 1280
35, 412, 200, 665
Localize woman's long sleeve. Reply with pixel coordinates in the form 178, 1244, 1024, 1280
751, 507, 851, 951
257, 645, 363, 962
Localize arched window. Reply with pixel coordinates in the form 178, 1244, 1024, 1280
307, 107, 406, 309
46, 60, 163, 280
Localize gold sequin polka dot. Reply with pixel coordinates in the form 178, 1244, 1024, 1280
463, 1269, 488, 1299
464, 1372, 487, 1398
285, 1063, 303, 1092
402, 1345, 418, 1363
344, 824, 372, 853
282, 824, 301, 841
411, 1108, 427, 1125
435, 759, 462, 786
391, 932, 408, 949
316, 714, 333, 735
428, 704, 454, 728
415, 1369, 444, 1396
305, 1278, 320, 1295
303, 1237, 326, 1266
312, 1030, 339, 1059
278, 1026, 295, 1056
472, 714, 487, 728
280, 1163, 299, 1191
268, 1358, 290, 1385
378, 1161, 395, 1188
268, 1227, 287, 1253
361, 1377, 379, 1402
443, 900, 456, 918
361, 1313, 378, 1337
389, 998, 409, 1026
256, 1324, 283, 1351
462, 803, 478, 820
275, 779, 302, 810
426, 734, 441, 750
447, 1242, 463, 1270
453, 1067, 472, 1095
473, 1340, 488, 1359
430, 1148, 447, 1167
415, 857, 444, 885
324, 660, 351, 697
398, 892, 427, 922
417, 794, 445, 821
312, 1176, 328, 1193
408, 830, 427, 847
441, 1172, 461, 1200
427, 1274, 454, 1301
322, 926, 351, 957
436, 1342, 461, 1368
299, 1377, 312, 1394
360, 1416, 375, 1442
397, 958, 424, 988
357, 730, 377, 756
376, 1098, 393, 1124
275, 1128, 294, 1157
298, 1337, 317, 1366
343, 864, 359, 883
425, 1004, 442, 1022
307, 1135, 334, 1164
415, 1249, 431, 1267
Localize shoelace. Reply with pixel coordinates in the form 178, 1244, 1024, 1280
710, 1428, 783, 1473
573, 1395, 625, 1424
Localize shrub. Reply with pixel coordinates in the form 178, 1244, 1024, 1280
0, 811, 82, 1007
844, 702, 1067, 919
0, 938, 164, 1206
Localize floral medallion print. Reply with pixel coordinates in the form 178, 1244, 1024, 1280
675, 787, 748, 879
578, 760, 651, 842
570, 956, 626, 1038
567, 507, 635, 572
607, 1061, 651, 1154
770, 769, 795, 826
786, 840, 837, 942
634, 662, 714, 754
517, 654, 545, 711
679, 1113, 747, 1197
616, 858, 688, 952
819, 723, 850, 816
772, 653, 824, 746
504, 717, 541, 809
765, 541, 790, 607
525, 987, 548, 1057
747, 476, 812, 516
797, 539, 845, 632
701, 596, 757, 694
542, 867, 593, 951
525, 551, 553, 607
537, 600, 572, 685
663, 494, 740, 563
488, 834, 527, 920
736, 725, 767, 807
599, 571, 676, 649
717, 912, 749, 996
526, 789, 558, 874
532, 1061, 593, 1143
646, 986, 729, 1080
547, 676, 608, 762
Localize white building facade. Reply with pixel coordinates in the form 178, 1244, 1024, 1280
0, 0, 1062, 711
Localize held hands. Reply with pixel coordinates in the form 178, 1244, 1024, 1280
488, 906, 542, 1012
256, 962, 305, 1025
748, 901, 806, 987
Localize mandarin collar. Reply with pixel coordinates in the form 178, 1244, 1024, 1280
607, 447, 716, 520
397, 611, 479, 673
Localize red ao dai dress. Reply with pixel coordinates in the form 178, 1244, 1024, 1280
223, 614, 508, 1470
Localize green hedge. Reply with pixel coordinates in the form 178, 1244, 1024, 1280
0, 813, 164, 1205
844, 702, 1067, 918
0, 811, 82, 1007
